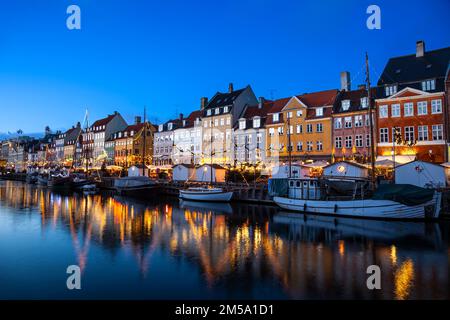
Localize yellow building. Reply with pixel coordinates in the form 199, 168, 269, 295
266, 90, 338, 167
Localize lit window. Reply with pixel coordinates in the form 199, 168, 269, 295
239, 120, 246, 130
361, 97, 368, 109
273, 113, 279, 122
215, 108, 219, 115
253, 118, 260, 128
316, 107, 324, 116
341, 100, 350, 111
224, 106, 229, 113
296, 124, 302, 134
296, 110, 303, 117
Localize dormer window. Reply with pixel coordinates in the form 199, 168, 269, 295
273, 113, 279, 122
223, 106, 229, 113
361, 97, 368, 109
385, 85, 397, 96
239, 119, 246, 130
182, 120, 186, 126
341, 100, 350, 111
168, 123, 173, 131
118, 132, 122, 138
130, 130, 134, 136
215, 108, 219, 115
316, 107, 324, 117
207, 109, 211, 116
158, 124, 163, 132
253, 118, 261, 128
421, 79, 436, 91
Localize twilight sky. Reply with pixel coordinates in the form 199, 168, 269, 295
0, 0, 449, 134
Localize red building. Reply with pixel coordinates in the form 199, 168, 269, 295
375, 41, 450, 164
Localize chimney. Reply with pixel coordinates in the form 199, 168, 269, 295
340, 71, 351, 91
416, 40, 425, 58
200, 97, 208, 110
228, 82, 234, 93
135, 116, 142, 124
258, 97, 265, 109
358, 84, 366, 90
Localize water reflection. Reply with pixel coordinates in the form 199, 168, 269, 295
0, 181, 448, 299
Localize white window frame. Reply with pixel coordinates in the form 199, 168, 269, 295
431, 99, 442, 114
404, 102, 414, 117
391, 104, 400, 117
379, 105, 388, 118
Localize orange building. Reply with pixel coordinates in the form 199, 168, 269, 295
265, 90, 339, 167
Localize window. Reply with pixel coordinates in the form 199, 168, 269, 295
226, 118, 230, 125
220, 118, 224, 126
431, 100, 442, 114
335, 137, 342, 148
273, 113, 279, 122
307, 141, 313, 151
366, 134, 371, 147
379, 105, 388, 118
316, 123, 323, 132
256, 133, 262, 143
269, 128, 275, 137
355, 135, 363, 147
417, 101, 427, 115
344, 117, 352, 128
341, 100, 350, 111
355, 115, 363, 127
297, 142, 303, 151
223, 106, 228, 113
215, 108, 219, 115
345, 136, 352, 148
361, 97, 368, 109
207, 109, 211, 116
316, 107, 324, 116
158, 124, 163, 132
432, 124, 443, 140
247, 135, 252, 144
421, 79, 436, 91
239, 120, 246, 130
306, 124, 313, 133
277, 127, 283, 135
316, 141, 323, 151
365, 115, 371, 126
385, 85, 397, 96
287, 111, 293, 119
380, 128, 389, 143
404, 102, 414, 116
296, 110, 303, 117
391, 104, 400, 117
334, 118, 342, 129
288, 125, 293, 135
418, 126, 428, 141
296, 124, 303, 134
214, 119, 218, 126
253, 118, 261, 128
404, 126, 414, 142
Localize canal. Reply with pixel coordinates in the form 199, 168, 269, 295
0, 180, 449, 300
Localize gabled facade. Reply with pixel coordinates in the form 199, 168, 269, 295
233, 97, 271, 166
63, 122, 82, 167
375, 41, 450, 163
332, 83, 377, 162
173, 110, 203, 165
201, 83, 258, 165
153, 116, 183, 166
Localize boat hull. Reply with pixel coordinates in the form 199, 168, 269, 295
179, 190, 233, 202
273, 193, 441, 220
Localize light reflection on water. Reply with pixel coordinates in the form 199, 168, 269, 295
0, 180, 448, 300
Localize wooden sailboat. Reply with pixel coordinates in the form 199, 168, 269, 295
179, 110, 233, 202
272, 53, 442, 220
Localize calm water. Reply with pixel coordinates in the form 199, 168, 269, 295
0, 180, 449, 300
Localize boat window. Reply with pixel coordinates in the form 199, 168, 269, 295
296, 181, 301, 187
310, 181, 315, 187
289, 181, 294, 187
303, 182, 308, 187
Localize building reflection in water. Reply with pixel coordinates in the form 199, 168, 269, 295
0, 181, 448, 299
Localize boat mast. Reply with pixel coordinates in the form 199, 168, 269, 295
210, 114, 213, 185
84, 109, 89, 174
143, 106, 147, 177
366, 53, 376, 188
287, 113, 292, 178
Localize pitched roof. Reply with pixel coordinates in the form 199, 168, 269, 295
181, 110, 202, 128
377, 46, 450, 95
333, 88, 378, 114
297, 89, 339, 108
206, 88, 246, 109
92, 114, 116, 128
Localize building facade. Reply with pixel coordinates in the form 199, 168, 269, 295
173, 110, 203, 165
375, 41, 450, 163
153, 117, 182, 166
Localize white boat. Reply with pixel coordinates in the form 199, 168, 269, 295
272, 178, 441, 220
180, 199, 233, 214
80, 184, 98, 195
179, 186, 233, 202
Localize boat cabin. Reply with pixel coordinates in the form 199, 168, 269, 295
288, 179, 321, 200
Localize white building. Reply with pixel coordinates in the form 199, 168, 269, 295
395, 160, 445, 188
153, 116, 183, 166
173, 110, 203, 165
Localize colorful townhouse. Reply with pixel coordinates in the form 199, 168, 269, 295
265, 90, 338, 169
153, 116, 183, 167
113, 116, 156, 168
63, 122, 82, 167
375, 41, 450, 163
233, 97, 272, 167
332, 72, 377, 162
172, 110, 203, 165
201, 83, 258, 166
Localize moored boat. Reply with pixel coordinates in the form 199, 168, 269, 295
114, 176, 159, 197
179, 186, 233, 202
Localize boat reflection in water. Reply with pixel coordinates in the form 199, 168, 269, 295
0, 181, 448, 300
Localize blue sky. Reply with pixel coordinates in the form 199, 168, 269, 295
0, 0, 449, 134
